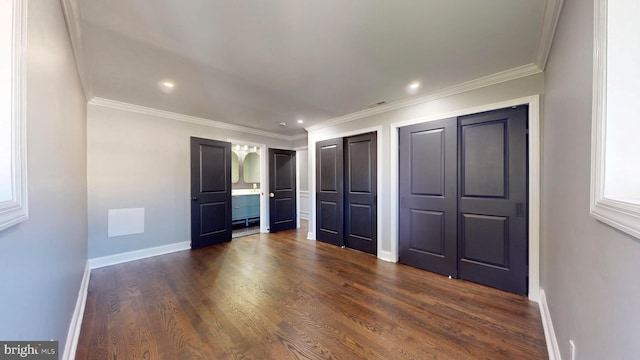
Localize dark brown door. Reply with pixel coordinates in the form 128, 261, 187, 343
268, 149, 296, 232
344, 132, 377, 255
399, 118, 458, 277
190, 137, 232, 249
458, 106, 528, 295
316, 138, 344, 246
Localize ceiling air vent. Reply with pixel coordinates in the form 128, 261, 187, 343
366, 100, 387, 109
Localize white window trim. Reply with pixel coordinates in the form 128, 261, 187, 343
591, 0, 640, 239
0, 0, 28, 232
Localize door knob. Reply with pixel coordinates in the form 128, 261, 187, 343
269, 193, 275, 198
192, 197, 198, 201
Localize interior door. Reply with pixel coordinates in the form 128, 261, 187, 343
268, 148, 297, 232
190, 137, 232, 249
458, 106, 528, 295
316, 138, 344, 246
399, 118, 458, 277
344, 132, 377, 255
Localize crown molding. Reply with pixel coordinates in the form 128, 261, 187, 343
89, 97, 301, 141
535, 0, 565, 70
290, 132, 308, 141
306, 63, 542, 132
60, 0, 93, 100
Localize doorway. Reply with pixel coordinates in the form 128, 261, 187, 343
398, 106, 528, 295
231, 143, 262, 238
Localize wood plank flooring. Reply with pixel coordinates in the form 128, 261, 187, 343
76, 223, 548, 359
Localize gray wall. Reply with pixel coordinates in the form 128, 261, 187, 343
542, 0, 640, 358
0, 0, 87, 345
87, 104, 293, 258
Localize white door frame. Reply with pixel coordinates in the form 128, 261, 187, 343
226, 139, 269, 234
389, 95, 541, 301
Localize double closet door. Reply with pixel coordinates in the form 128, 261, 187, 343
399, 106, 528, 295
316, 132, 377, 255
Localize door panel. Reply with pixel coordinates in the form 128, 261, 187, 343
190, 137, 232, 249
316, 138, 344, 246
409, 210, 445, 254
458, 106, 528, 295
344, 132, 377, 255
399, 118, 458, 277
461, 214, 508, 267
269, 149, 296, 232
461, 121, 506, 197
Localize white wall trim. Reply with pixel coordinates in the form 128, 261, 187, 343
60, 0, 92, 100
535, 0, 565, 70
590, 0, 640, 240
291, 133, 308, 141
62, 262, 90, 360
89, 97, 299, 142
305, 64, 541, 133
88, 241, 190, 269
295, 146, 309, 226
377, 250, 394, 263
539, 290, 562, 360
0, 0, 28, 232
299, 190, 309, 220
389, 95, 541, 301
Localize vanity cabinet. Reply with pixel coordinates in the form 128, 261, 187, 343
232, 194, 260, 226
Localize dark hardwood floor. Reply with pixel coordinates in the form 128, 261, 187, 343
76, 222, 548, 359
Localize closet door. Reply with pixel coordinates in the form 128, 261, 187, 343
458, 106, 528, 295
399, 118, 458, 277
344, 132, 377, 255
316, 138, 344, 246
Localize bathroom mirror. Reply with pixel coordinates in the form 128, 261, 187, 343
231, 151, 239, 183
243, 152, 260, 184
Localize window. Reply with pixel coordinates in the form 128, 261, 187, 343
0, 0, 27, 231
591, 0, 640, 239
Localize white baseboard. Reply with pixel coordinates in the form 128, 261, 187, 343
89, 241, 191, 269
539, 289, 561, 360
62, 262, 90, 360
377, 250, 395, 263
307, 232, 314, 240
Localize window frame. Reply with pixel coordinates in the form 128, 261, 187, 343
0, 0, 28, 232
590, 0, 640, 239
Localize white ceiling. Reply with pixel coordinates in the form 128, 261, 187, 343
65, 1, 558, 137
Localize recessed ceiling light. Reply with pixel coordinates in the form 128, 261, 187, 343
406, 81, 421, 95
297, 119, 304, 124
162, 81, 175, 88
279, 122, 287, 126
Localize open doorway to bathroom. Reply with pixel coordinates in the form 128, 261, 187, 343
231, 143, 261, 238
